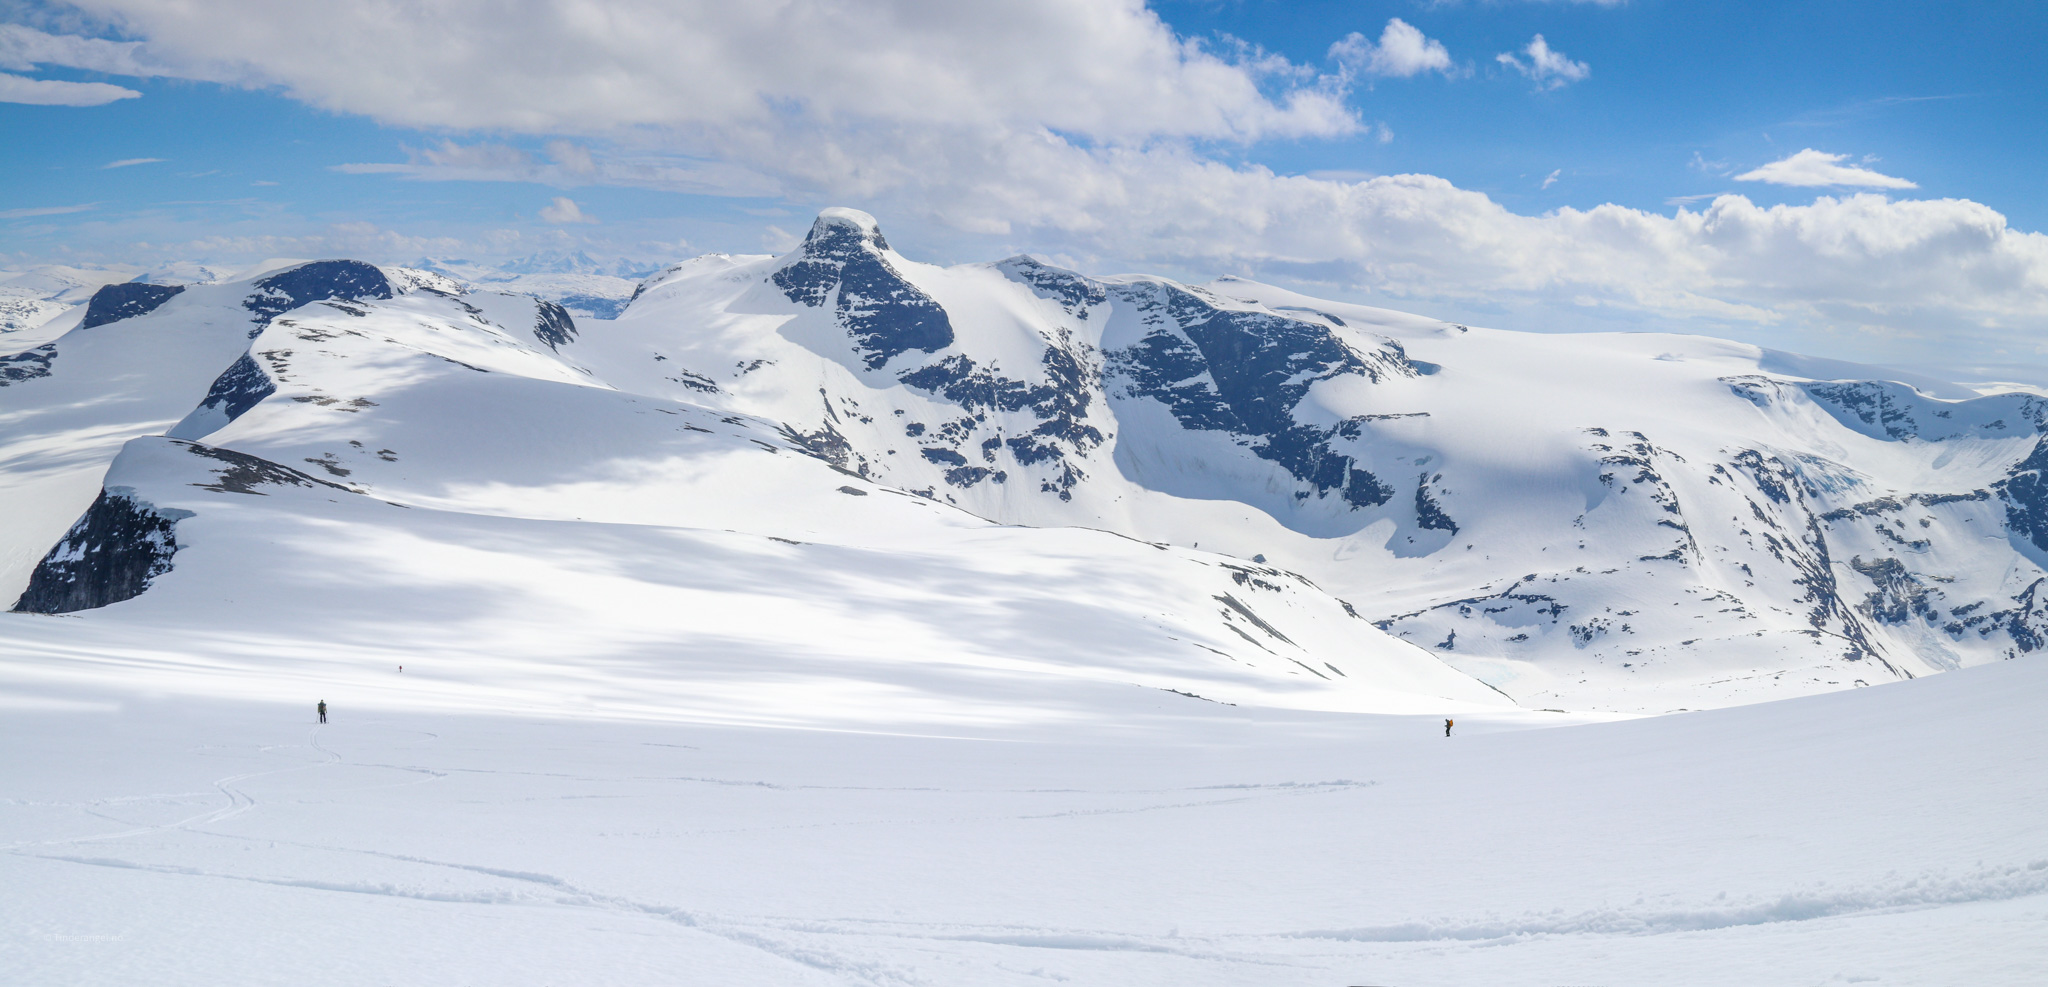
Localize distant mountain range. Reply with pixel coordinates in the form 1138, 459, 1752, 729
6, 209, 2044, 714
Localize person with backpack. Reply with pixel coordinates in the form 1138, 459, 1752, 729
317, 700, 327, 724
1444, 718, 1453, 737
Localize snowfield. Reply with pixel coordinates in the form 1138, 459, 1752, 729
2, 651, 2042, 985
4, 209, 2046, 983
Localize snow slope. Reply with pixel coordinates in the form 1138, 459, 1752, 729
0, 630, 2041, 985
4, 209, 2045, 984
12, 210, 2048, 713
583, 209, 2048, 711
3, 255, 1501, 717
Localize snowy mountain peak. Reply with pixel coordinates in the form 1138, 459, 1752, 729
18, 212, 2048, 714
807, 206, 887, 249
769, 208, 951, 370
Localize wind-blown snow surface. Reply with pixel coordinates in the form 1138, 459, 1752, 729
1, 650, 2043, 985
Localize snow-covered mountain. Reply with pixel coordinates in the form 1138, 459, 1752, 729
587, 209, 2048, 710
414, 249, 656, 319
0, 249, 1502, 719
8, 208, 2048, 714
0, 264, 141, 335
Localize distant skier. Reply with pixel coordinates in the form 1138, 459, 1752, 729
317, 700, 327, 724
1444, 718, 1453, 737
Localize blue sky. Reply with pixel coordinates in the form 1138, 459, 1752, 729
1168, 0, 2046, 226
4, 1, 2047, 376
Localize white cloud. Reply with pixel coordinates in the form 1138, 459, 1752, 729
794, 134, 2048, 358
336, 140, 784, 198
1329, 19, 1453, 79
133, 221, 484, 262
103, 157, 164, 168
0, 71, 138, 105
1541, 169, 1561, 189
17, 3, 2048, 376
40, 2, 1354, 142
1735, 149, 1917, 189
0, 23, 204, 77
539, 196, 596, 224
0, 202, 99, 219
1497, 35, 1589, 89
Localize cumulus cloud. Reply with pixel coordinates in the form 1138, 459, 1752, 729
1329, 19, 1453, 79
802, 131, 2048, 356
0, 71, 138, 105
1735, 149, 1917, 189
538, 196, 596, 224
1496, 35, 1589, 89
35, 1, 1354, 142
17, 2, 2048, 375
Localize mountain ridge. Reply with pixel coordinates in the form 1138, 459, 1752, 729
5, 210, 2047, 714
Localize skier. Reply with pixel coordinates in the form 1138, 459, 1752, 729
317, 700, 327, 724
1444, 718, 1453, 737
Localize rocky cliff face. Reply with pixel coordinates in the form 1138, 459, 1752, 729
13, 489, 190, 614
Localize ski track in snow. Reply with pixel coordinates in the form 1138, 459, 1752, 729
8, 728, 906, 984
6, 667, 2047, 985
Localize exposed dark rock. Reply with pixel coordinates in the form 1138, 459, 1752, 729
180, 441, 353, 495
1848, 556, 1940, 625
191, 353, 277, 425
1805, 381, 1922, 440
898, 348, 1105, 455
943, 465, 1004, 487
996, 256, 1107, 317
0, 343, 57, 386
12, 489, 189, 613
244, 260, 393, 333
1415, 473, 1458, 533
770, 213, 954, 370
1214, 592, 1296, 646
1997, 437, 2048, 554
1802, 379, 2048, 441
532, 300, 578, 350
777, 418, 861, 474
667, 368, 719, 393
1598, 433, 1685, 515
1381, 583, 1568, 635
80, 283, 185, 329
1106, 282, 1412, 509
1731, 449, 1794, 505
